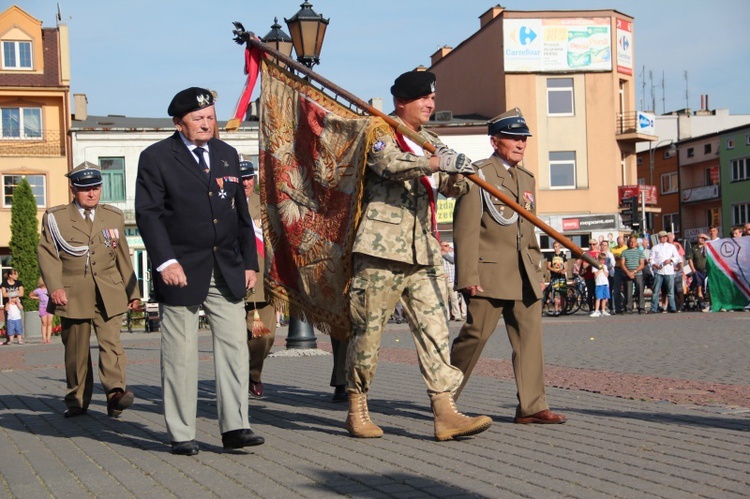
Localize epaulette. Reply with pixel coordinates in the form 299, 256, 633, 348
423, 128, 440, 140
516, 164, 535, 178
473, 158, 492, 171
100, 204, 123, 215
47, 205, 66, 213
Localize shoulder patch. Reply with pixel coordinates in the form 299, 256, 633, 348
100, 204, 123, 215
47, 205, 66, 213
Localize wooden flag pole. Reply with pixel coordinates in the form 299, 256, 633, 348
232, 25, 599, 268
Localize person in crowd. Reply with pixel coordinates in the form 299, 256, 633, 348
709, 226, 720, 241
648, 231, 681, 313
686, 234, 710, 312
136, 87, 263, 455
579, 240, 600, 311
38, 163, 140, 418
345, 70, 491, 441
545, 241, 568, 317
731, 226, 743, 238
619, 235, 646, 314
590, 253, 610, 317
599, 240, 616, 313
451, 107, 566, 426
744, 223, 750, 236
610, 235, 627, 313
1, 268, 24, 301
667, 233, 686, 312
640, 237, 654, 291
239, 160, 277, 399
29, 278, 53, 343
3, 296, 24, 345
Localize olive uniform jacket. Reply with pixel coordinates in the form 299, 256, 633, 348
245, 191, 266, 302
352, 117, 468, 267
38, 203, 140, 319
135, 132, 258, 306
453, 154, 544, 301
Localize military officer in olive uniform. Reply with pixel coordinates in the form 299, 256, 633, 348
38, 163, 140, 418
345, 70, 492, 442
241, 160, 276, 398
450, 108, 566, 425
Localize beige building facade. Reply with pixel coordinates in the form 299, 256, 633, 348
0, 5, 71, 264
427, 7, 654, 249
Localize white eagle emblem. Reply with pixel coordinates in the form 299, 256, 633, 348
197, 93, 211, 107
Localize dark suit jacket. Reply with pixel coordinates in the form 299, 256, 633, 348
453, 154, 543, 301
38, 203, 140, 319
135, 131, 258, 306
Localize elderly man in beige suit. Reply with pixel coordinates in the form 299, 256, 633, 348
450, 108, 566, 425
38, 163, 141, 419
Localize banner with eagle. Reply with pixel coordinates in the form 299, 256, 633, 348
256, 59, 388, 339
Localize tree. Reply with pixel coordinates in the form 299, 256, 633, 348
9, 178, 40, 311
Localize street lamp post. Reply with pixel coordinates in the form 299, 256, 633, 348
281, 1, 329, 349
261, 18, 293, 65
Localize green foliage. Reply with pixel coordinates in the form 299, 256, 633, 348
9, 178, 40, 312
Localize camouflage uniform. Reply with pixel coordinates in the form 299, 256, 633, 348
347, 118, 468, 395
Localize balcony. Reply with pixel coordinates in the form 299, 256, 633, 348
615, 111, 658, 143
0, 130, 66, 156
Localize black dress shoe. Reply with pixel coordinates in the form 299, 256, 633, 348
107, 389, 135, 417
171, 440, 199, 456
221, 429, 265, 449
249, 379, 264, 398
331, 385, 347, 403
64, 407, 87, 418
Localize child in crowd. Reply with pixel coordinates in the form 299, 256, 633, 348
590, 253, 610, 318
30, 278, 53, 343
3, 296, 24, 344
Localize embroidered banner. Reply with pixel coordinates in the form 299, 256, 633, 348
705, 237, 750, 311
259, 60, 387, 339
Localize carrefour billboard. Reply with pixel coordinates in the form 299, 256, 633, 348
503, 18, 612, 72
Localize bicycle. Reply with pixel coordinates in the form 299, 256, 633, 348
542, 277, 585, 316
564, 275, 589, 315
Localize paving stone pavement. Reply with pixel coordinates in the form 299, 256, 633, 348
0, 311, 748, 498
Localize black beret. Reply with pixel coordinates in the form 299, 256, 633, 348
239, 160, 255, 178
168, 87, 215, 117
487, 107, 532, 137
66, 161, 103, 187
390, 70, 436, 100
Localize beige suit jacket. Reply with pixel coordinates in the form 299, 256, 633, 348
38, 203, 140, 319
453, 155, 543, 301
245, 191, 267, 303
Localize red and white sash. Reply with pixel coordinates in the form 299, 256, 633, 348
393, 132, 439, 239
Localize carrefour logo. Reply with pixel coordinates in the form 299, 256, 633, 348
638, 114, 653, 128
619, 35, 630, 51
510, 26, 537, 45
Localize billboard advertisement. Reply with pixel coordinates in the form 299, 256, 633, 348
616, 18, 633, 75
503, 18, 612, 72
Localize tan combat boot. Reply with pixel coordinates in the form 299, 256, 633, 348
430, 392, 492, 441
345, 393, 383, 438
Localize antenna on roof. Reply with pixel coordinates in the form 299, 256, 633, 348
56, 3, 62, 22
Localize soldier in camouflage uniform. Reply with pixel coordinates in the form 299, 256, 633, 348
345, 70, 492, 441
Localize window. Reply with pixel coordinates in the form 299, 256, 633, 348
2, 174, 46, 207
660, 172, 678, 194
733, 202, 750, 225
687, 147, 695, 158
662, 213, 680, 233
547, 78, 574, 116
1, 107, 42, 139
549, 151, 576, 189
704, 143, 712, 154
2, 41, 32, 69
99, 157, 126, 202
731, 157, 750, 182
727, 138, 735, 149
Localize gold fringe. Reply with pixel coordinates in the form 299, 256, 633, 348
251, 307, 271, 338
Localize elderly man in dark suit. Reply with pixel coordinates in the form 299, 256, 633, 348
38, 163, 141, 419
450, 108, 566, 425
136, 87, 263, 456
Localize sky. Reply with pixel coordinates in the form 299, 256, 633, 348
11, 0, 750, 119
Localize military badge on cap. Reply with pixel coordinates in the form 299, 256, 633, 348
167, 87, 215, 117
488, 107, 533, 137
239, 160, 256, 178
67, 161, 103, 187
390, 70, 437, 100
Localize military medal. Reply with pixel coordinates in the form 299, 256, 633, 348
216, 177, 227, 199
102, 229, 111, 248
222, 160, 229, 168
523, 191, 534, 211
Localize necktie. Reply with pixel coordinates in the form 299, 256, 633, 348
193, 147, 209, 177
83, 208, 93, 230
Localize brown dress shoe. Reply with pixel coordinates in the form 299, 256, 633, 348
107, 389, 135, 417
514, 409, 567, 424
249, 380, 264, 398
64, 407, 87, 418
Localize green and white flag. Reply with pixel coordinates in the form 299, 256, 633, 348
705, 237, 750, 311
